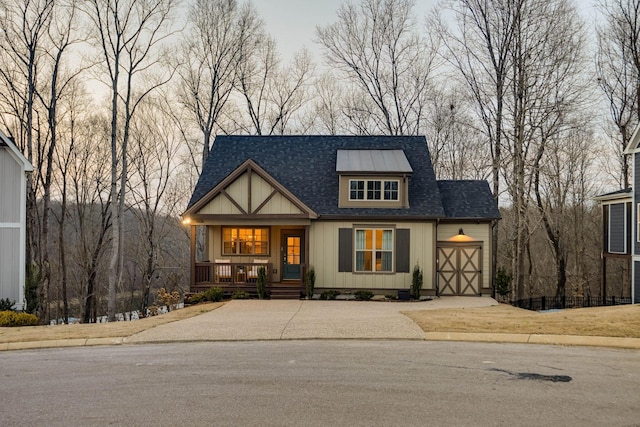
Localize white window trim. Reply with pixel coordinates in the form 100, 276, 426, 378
354, 227, 395, 273
348, 179, 400, 202
637, 203, 640, 244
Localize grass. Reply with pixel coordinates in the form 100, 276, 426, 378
0, 302, 223, 344
2, 301, 639, 344
403, 303, 640, 338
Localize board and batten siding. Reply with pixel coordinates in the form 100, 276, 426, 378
634, 261, 640, 304
0, 150, 22, 222
198, 172, 302, 215
437, 223, 492, 290
309, 221, 435, 291
0, 145, 29, 310
634, 153, 640, 255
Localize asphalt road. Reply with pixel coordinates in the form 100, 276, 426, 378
1, 341, 638, 426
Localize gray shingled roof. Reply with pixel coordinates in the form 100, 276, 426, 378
188, 135, 498, 220
437, 180, 501, 219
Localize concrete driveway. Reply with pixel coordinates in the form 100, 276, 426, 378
126, 296, 498, 343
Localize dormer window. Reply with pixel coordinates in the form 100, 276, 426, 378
338, 149, 411, 208
349, 179, 399, 201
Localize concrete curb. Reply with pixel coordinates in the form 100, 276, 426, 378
424, 332, 640, 349
3, 333, 640, 351
1, 337, 126, 351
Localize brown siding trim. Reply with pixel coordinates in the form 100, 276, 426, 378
190, 225, 196, 290
252, 189, 278, 214
221, 189, 247, 214
190, 213, 312, 221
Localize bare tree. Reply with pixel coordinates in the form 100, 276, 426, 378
596, 0, 640, 189
317, 0, 437, 135
126, 95, 183, 316
235, 46, 314, 135
436, 0, 520, 297
0, 0, 55, 315
177, 0, 261, 167
425, 85, 490, 180
31, 0, 84, 323
84, 0, 177, 321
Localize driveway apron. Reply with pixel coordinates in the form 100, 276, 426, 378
126, 297, 498, 343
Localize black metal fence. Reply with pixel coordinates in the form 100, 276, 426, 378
510, 295, 632, 311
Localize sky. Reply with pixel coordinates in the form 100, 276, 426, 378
251, 0, 601, 63
252, 0, 437, 61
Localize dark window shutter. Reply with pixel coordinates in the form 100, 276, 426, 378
396, 229, 410, 273
609, 203, 626, 253
338, 228, 353, 272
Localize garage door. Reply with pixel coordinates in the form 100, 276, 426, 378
437, 244, 482, 296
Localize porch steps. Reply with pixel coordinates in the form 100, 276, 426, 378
270, 285, 304, 300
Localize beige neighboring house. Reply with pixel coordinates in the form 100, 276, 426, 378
0, 129, 33, 310
183, 135, 501, 299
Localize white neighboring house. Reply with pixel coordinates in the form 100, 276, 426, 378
0, 129, 33, 310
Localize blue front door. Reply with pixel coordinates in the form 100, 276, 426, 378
282, 231, 304, 280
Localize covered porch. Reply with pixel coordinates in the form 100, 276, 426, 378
183, 159, 318, 298
188, 222, 310, 299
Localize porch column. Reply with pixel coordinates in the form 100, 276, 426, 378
190, 225, 196, 290
305, 225, 310, 279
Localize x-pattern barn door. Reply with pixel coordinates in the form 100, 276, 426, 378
437, 244, 482, 296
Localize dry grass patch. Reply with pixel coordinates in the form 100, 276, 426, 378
0, 302, 223, 344
403, 303, 640, 338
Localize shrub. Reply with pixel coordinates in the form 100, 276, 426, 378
0, 298, 15, 311
411, 263, 423, 299
0, 311, 39, 327
157, 287, 181, 311
495, 267, 512, 298
187, 293, 206, 304
320, 290, 341, 300
354, 290, 373, 301
231, 289, 250, 299
305, 266, 316, 299
256, 266, 268, 299
147, 305, 159, 316
204, 287, 224, 302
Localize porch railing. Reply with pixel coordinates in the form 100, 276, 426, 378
194, 262, 273, 286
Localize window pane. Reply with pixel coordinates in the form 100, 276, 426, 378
356, 230, 366, 250
365, 229, 373, 249
380, 252, 393, 271
384, 181, 398, 200
356, 251, 365, 271
223, 227, 235, 254
376, 229, 383, 250
350, 180, 364, 200
382, 230, 392, 250
363, 251, 372, 271
254, 228, 269, 254
367, 180, 381, 200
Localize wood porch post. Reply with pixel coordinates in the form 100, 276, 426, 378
305, 225, 310, 279
190, 225, 196, 290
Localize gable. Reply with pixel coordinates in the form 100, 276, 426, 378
185, 160, 315, 218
